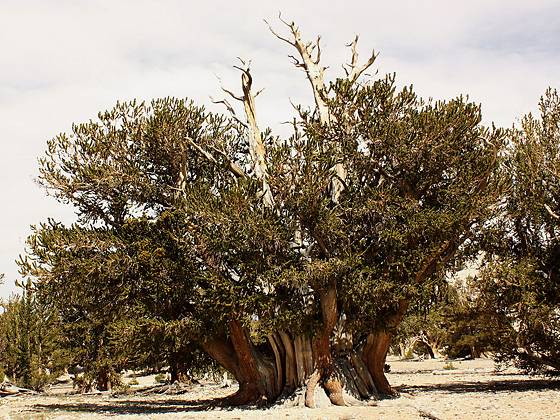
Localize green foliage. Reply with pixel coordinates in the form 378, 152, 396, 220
308, 78, 505, 335
154, 373, 167, 384
475, 88, 560, 372
18, 45, 506, 387
0, 282, 69, 390
395, 279, 496, 359
19, 98, 300, 383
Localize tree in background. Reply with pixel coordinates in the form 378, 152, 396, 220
394, 279, 498, 360
19, 19, 505, 405
474, 88, 560, 372
0, 281, 69, 390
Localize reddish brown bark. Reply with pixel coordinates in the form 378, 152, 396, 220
227, 319, 274, 404
362, 331, 393, 395
362, 299, 409, 396
310, 284, 350, 406
198, 288, 381, 406
201, 336, 241, 380
201, 326, 271, 405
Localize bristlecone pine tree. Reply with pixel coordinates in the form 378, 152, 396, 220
0, 281, 69, 390
394, 280, 496, 360
19, 19, 505, 406
474, 88, 560, 373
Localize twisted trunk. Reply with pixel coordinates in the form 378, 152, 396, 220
362, 331, 393, 395
199, 293, 407, 405
362, 299, 409, 396
200, 312, 378, 406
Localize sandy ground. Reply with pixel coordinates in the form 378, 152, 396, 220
1, 357, 560, 419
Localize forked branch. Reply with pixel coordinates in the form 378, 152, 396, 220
344, 35, 377, 84
186, 136, 246, 179
265, 14, 330, 125
214, 59, 274, 206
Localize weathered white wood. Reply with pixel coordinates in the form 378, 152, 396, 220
293, 335, 306, 386
265, 16, 330, 125
344, 35, 377, 84
217, 60, 274, 207
185, 136, 246, 179
302, 335, 314, 377
268, 333, 284, 394
278, 331, 297, 389
266, 16, 376, 204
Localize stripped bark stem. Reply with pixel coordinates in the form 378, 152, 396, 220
185, 136, 246, 179
544, 203, 560, 219
265, 16, 330, 125
210, 96, 248, 129
266, 17, 375, 204
344, 35, 377, 84
215, 60, 274, 207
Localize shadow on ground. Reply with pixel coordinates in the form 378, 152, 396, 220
30, 397, 245, 416
398, 378, 560, 395
25, 379, 560, 416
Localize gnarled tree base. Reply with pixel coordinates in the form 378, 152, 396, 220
204, 327, 392, 407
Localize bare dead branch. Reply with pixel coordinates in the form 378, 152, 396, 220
210, 97, 248, 128
214, 60, 274, 206
266, 16, 330, 124
210, 97, 236, 116
314, 35, 322, 64
345, 35, 377, 84
221, 86, 243, 102
185, 136, 246, 179
209, 145, 247, 178
264, 15, 296, 46
288, 54, 305, 69
545, 203, 560, 219
236, 57, 251, 68
185, 137, 217, 163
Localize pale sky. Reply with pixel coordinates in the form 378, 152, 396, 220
1, 0, 559, 298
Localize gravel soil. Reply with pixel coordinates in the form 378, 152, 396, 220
1, 357, 559, 419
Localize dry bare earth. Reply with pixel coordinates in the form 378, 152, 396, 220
1, 358, 560, 419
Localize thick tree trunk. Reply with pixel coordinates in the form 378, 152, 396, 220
227, 319, 271, 404
430, 345, 444, 359
362, 331, 393, 395
201, 320, 378, 407
312, 284, 346, 406
199, 284, 385, 407
201, 294, 403, 405
362, 300, 409, 396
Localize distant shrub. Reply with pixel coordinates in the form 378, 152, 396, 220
154, 373, 167, 384
443, 362, 456, 370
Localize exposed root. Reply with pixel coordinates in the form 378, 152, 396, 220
272, 387, 307, 408
324, 377, 346, 406
222, 383, 267, 406
304, 370, 320, 408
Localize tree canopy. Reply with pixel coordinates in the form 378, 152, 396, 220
17, 20, 514, 406
472, 88, 560, 372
